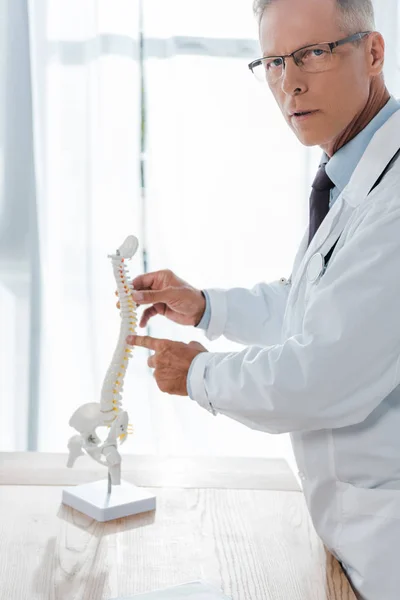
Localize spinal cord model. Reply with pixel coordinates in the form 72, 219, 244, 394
66, 235, 139, 486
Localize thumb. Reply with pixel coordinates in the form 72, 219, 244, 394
131, 288, 172, 305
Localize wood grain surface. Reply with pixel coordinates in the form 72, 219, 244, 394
0, 453, 356, 600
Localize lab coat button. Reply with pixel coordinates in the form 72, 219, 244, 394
298, 471, 306, 481
280, 277, 287, 284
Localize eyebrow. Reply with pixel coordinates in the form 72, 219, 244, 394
262, 39, 323, 58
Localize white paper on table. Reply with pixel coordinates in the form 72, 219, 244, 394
109, 581, 232, 599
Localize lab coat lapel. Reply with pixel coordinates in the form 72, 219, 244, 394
288, 109, 400, 299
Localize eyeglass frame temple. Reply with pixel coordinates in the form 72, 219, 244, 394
248, 31, 371, 74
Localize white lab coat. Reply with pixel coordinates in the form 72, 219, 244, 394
189, 109, 400, 600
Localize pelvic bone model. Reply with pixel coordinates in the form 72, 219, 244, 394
66, 235, 139, 485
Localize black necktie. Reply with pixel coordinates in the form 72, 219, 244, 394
308, 163, 335, 247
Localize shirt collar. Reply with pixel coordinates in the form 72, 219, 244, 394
324, 95, 400, 193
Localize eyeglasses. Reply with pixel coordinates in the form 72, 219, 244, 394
248, 31, 371, 84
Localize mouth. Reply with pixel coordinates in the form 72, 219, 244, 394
290, 110, 319, 121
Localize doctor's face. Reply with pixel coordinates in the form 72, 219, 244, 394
258, 0, 381, 148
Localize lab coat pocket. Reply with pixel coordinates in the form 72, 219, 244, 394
337, 480, 400, 520
335, 480, 400, 596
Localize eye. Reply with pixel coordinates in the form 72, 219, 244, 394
312, 48, 326, 57
265, 57, 283, 70
301, 47, 328, 61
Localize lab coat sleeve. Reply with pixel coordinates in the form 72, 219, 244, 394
188, 197, 400, 433
200, 280, 291, 346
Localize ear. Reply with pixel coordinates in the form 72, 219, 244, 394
368, 32, 385, 77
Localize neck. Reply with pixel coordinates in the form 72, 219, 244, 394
321, 81, 391, 158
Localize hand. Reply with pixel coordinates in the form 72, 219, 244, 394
122, 269, 206, 328
127, 334, 208, 396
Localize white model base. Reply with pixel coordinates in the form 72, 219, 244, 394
62, 479, 156, 522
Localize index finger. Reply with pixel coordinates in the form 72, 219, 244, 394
126, 334, 164, 351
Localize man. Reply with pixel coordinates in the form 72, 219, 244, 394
126, 1, 400, 598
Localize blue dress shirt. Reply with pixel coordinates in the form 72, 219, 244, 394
187, 96, 400, 398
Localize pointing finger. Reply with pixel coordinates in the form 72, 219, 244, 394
126, 334, 164, 351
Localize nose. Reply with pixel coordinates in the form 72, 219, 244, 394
280, 57, 307, 96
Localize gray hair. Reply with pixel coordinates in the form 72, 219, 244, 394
253, 0, 375, 33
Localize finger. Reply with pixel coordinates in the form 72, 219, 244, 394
126, 334, 164, 351
147, 354, 156, 368
131, 272, 160, 291
131, 288, 171, 306
116, 301, 120, 309
140, 303, 166, 327
139, 306, 158, 328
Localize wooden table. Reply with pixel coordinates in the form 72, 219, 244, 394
0, 453, 356, 600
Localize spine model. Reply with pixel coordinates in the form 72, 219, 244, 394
66, 235, 139, 485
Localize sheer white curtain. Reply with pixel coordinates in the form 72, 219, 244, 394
1, 0, 399, 458
27, 0, 156, 453
0, 0, 37, 451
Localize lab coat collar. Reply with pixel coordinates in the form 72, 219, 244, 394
343, 107, 400, 207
